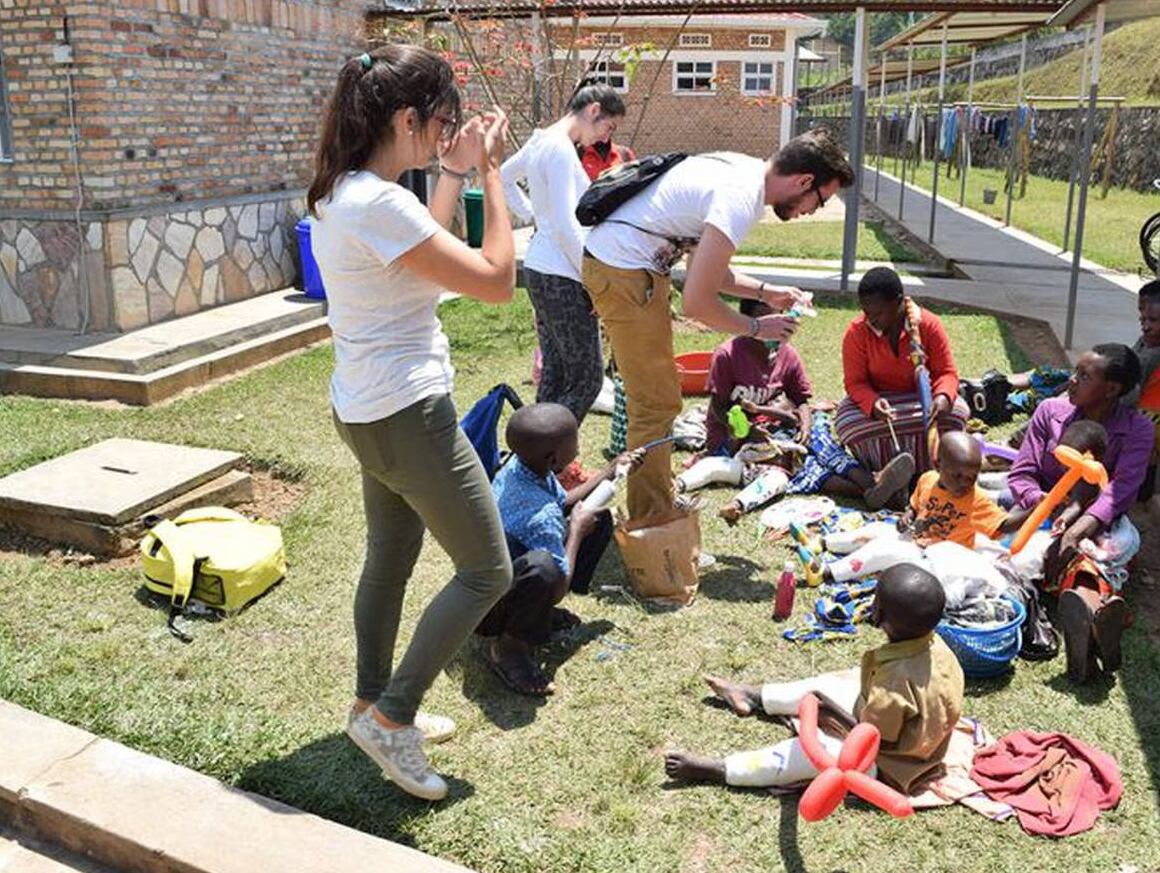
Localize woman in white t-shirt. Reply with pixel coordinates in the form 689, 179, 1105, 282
307, 44, 515, 802
500, 85, 624, 428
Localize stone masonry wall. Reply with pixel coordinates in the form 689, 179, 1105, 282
0, 194, 303, 332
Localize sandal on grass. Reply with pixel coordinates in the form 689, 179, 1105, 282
486, 642, 555, 697
551, 607, 582, 631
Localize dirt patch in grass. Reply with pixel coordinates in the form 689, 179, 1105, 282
0, 467, 305, 569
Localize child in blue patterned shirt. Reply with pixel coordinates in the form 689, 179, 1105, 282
480, 402, 642, 696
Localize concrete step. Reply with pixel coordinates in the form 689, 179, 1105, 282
0, 701, 473, 873
0, 290, 325, 376
0, 317, 330, 406
1, 828, 119, 872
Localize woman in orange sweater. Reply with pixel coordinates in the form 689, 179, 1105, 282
834, 267, 969, 478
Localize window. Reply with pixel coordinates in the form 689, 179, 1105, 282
742, 60, 776, 96
0, 51, 13, 161
583, 60, 628, 92
748, 33, 772, 48
674, 60, 715, 94
591, 32, 623, 48
678, 33, 711, 48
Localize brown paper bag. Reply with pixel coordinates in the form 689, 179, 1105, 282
614, 508, 702, 606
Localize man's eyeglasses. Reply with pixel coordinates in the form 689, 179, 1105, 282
812, 182, 829, 211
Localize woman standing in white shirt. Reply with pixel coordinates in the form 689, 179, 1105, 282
501, 85, 625, 425
307, 44, 514, 802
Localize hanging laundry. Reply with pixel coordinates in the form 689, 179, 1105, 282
940, 107, 959, 157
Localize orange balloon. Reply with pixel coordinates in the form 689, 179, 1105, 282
1009, 446, 1108, 555
795, 694, 914, 822
796, 694, 837, 771
799, 766, 846, 822
837, 723, 880, 773
844, 769, 914, 818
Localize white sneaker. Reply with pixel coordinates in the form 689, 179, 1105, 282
413, 711, 456, 744
346, 710, 448, 801
347, 707, 456, 745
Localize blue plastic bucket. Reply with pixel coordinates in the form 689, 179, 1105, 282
295, 218, 326, 300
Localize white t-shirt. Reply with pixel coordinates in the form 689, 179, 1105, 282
500, 127, 589, 282
311, 171, 451, 423
584, 152, 767, 274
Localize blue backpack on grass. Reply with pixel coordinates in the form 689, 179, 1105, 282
459, 383, 523, 480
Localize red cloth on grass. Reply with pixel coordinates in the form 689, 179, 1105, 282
969, 731, 1122, 837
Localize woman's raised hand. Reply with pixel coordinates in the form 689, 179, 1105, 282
440, 115, 484, 175
478, 106, 509, 174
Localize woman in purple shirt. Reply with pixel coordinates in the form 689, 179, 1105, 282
1007, 343, 1154, 682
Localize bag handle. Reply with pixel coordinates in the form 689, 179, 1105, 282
173, 506, 248, 526
145, 519, 199, 644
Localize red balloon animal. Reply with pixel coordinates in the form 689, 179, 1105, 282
796, 693, 913, 821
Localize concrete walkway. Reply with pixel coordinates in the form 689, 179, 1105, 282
861, 167, 1143, 355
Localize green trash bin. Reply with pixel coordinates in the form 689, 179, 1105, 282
463, 188, 484, 248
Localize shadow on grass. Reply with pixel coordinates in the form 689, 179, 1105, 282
696, 554, 771, 603
865, 220, 922, 264
237, 732, 476, 844
457, 619, 616, 731
963, 669, 1016, 698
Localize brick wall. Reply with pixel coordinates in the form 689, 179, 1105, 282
0, 0, 365, 331
551, 22, 789, 158
0, 0, 366, 211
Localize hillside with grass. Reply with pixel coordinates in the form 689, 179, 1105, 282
888, 17, 1160, 108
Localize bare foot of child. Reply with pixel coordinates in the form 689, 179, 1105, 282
717, 502, 743, 526
664, 750, 727, 783
704, 675, 762, 716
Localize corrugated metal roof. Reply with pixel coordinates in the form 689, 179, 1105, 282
877, 10, 1055, 51
372, 1, 1070, 21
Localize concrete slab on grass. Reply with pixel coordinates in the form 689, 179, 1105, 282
0, 440, 242, 525
0, 702, 472, 873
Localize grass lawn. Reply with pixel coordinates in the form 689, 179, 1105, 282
880, 161, 1159, 273
3, 292, 1159, 873
737, 219, 923, 263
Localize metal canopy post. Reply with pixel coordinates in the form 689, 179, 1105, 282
899, 45, 913, 220
1063, 23, 1092, 251
875, 52, 887, 201
1004, 33, 1028, 227
841, 6, 868, 292
928, 21, 949, 242
960, 47, 976, 207
1065, 3, 1106, 351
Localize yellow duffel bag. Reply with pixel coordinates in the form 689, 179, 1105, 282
140, 506, 286, 641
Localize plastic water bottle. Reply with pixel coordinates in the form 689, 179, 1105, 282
581, 463, 629, 512
773, 560, 797, 621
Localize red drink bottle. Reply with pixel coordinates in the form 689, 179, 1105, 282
773, 560, 797, 621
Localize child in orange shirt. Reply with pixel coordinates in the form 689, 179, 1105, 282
821, 432, 1028, 585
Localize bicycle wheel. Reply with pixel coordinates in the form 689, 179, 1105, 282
1141, 211, 1160, 275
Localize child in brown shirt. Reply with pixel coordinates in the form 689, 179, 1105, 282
664, 563, 965, 793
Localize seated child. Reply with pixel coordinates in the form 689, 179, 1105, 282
664, 563, 965, 794
996, 420, 1136, 682
682, 298, 914, 525
479, 403, 643, 696
820, 432, 1027, 596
